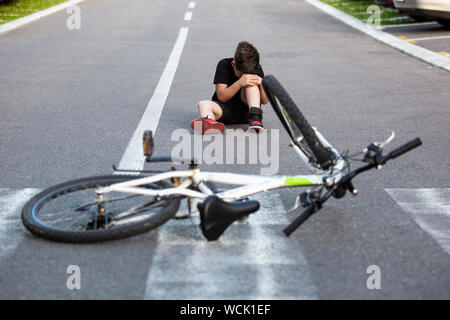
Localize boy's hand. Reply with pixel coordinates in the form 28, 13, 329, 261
239, 74, 262, 87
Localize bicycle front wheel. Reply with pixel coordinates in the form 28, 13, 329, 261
22, 175, 181, 243
263, 75, 333, 170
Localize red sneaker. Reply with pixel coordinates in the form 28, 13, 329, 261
191, 117, 225, 134
249, 119, 264, 131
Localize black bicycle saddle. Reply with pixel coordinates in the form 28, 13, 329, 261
198, 195, 260, 241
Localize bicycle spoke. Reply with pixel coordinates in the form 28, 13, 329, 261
74, 194, 147, 212
113, 200, 164, 220
47, 214, 86, 230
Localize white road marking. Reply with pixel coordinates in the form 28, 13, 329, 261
144, 192, 318, 299
188, 2, 196, 9
0, 0, 87, 35
377, 22, 438, 29
0, 189, 40, 256
406, 35, 450, 42
386, 188, 450, 255
184, 12, 193, 21
116, 27, 189, 173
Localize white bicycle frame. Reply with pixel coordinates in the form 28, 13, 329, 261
96, 128, 346, 202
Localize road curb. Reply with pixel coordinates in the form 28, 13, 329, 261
0, 0, 86, 35
305, 0, 450, 72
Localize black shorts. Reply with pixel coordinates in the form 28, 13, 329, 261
214, 100, 249, 125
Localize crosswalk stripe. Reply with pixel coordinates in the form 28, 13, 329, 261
0, 188, 40, 255
386, 188, 450, 255
144, 192, 318, 299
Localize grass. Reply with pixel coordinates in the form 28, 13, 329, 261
0, 0, 68, 25
321, 0, 416, 26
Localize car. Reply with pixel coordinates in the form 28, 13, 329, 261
375, 0, 395, 8
394, 0, 450, 26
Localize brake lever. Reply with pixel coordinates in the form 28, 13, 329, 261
377, 131, 395, 149
362, 131, 395, 154
362, 131, 395, 168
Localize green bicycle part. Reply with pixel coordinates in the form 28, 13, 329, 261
284, 175, 323, 187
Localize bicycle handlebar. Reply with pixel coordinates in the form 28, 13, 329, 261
381, 137, 422, 164
283, 203, 319, 236
283, 137, 422, 236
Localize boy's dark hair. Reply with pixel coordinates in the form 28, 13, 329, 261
234, 41, 260, 74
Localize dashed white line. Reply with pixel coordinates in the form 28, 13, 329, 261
184, 12, 193, 21
116, 27, 189, 173
188, 2, 196, 9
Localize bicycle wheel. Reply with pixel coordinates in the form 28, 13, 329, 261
22, 175, 181, 243
262, 75, 333, 169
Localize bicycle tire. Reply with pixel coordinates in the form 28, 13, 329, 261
22, 175, 181, 243
263, 75, 333, 169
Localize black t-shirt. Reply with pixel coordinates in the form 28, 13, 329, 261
211, 57, 264, 111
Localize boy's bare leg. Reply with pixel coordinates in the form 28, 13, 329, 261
241, 85, 261, 108
198, 100, 223, 121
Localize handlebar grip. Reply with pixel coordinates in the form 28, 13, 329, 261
284, 204, 316, 236
383, 137, 422, 163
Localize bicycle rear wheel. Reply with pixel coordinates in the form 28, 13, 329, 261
22, 175, 181, 243
263, 75, 333, 170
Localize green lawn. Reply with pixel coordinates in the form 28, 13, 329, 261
0, 0, 68, 25
321, 0, 416, 26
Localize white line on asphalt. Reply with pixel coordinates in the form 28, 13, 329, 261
116, 27, 189, 173
305, 0, 450, 72
184, 12, 193, 21
0, 189, 40, 257
0, 0, 87, 35
386, 188, 450, 255
144, 192, 318, 299
188, 2, 196, 9
407, 35, 450, 42
377, 22, 438, 29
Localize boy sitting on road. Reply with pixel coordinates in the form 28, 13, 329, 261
191, 41, 269, 134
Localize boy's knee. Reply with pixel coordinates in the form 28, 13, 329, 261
198, 100, 209, 110
245, 85, 260, 94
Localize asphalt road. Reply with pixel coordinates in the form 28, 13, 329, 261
0, 0, 449, 300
